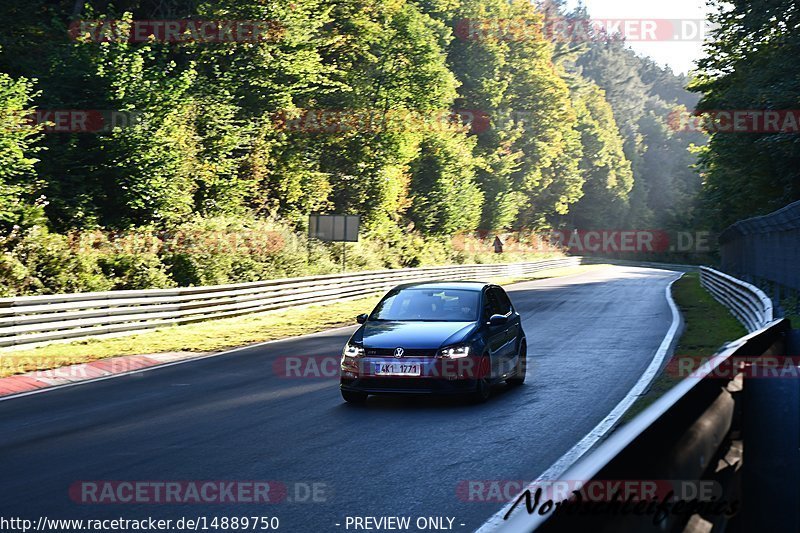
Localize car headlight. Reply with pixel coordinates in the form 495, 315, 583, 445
342, 342, 364, 360
438, 344, 470, 359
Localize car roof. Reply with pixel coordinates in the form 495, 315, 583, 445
392, 281, 492, 291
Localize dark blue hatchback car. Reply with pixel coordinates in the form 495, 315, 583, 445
339, 281, 526, 403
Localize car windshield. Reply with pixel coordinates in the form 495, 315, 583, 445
369, 288, 480, 322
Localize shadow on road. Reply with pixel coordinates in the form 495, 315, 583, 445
337, 381, 529, 411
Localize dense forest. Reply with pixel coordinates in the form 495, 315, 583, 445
0, 0, 787, 296
690, 0, 800, 229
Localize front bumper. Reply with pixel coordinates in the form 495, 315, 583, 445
340, 356, 488, 395
340, 376, 479, 395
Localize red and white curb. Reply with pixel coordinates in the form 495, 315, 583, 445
0, 352, 206, 398
0, 325, 359, 402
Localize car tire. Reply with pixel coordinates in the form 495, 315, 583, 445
469, 355, 492, 404
507, 340, 527, 386
341, 389, 368, 404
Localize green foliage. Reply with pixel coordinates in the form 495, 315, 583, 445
97, 253, 175, 291
689, 0, 800, 230
320, 0, 465, 235
0, 72, 41, 228
407, 129, 483, 235
567, 82, 633, 228
92, 39, 200, 226
442, 0, 586, 230
0, 0, 705, 295
162, 216, 314, 286
0, 226, 113, 296
574, 27, 704, 230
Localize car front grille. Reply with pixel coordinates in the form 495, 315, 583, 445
364, 348, 437, 358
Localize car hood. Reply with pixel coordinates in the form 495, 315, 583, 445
358, 321, 477, 350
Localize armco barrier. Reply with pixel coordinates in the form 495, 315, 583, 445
484, 267, 789, 532
700, 266, 774, 332
719, 199, 800, 293
0, 257, 581, 350
492, 317, 791, 532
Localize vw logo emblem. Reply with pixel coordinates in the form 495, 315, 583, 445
394, 347, 404, 358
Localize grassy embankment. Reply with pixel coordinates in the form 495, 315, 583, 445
621, 272, 747, 421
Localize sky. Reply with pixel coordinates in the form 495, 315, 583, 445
564, 0, 711, 75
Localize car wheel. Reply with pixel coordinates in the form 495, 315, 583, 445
341, 389, 368, 404
507, 340, 526, 386
469, 355, 492, 403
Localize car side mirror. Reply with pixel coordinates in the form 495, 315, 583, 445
488, 313, 508, 326
356, 313, 368, 324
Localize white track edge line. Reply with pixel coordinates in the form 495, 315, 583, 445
476, 272, 684, 533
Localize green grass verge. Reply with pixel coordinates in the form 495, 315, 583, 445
0, 264, 609, 378
620, 272, 748, 422
0, 294, 383, 378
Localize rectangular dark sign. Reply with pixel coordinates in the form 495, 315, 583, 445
308, 214, 359, 242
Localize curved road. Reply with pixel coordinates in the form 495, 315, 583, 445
0, 266, 680, 532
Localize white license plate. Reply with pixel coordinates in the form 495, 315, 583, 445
373, 362, 421, 376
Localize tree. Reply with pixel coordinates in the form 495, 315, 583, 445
407, 127, 483, 235
0, 71, 42, 228
567, 82, 633, 228
319, 0, 471, 235
690, 0, 800, 230
576, 33, 703, 230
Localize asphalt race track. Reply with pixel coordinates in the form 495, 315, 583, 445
0, 266, 682, 532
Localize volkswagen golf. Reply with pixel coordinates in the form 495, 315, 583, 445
339, 281, 526, 403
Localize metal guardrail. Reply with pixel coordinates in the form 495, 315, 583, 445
487, 267, 788, 532
700, 266, 774, 332
720, 199, 800, 293
0, 257, 581, 351
497, 317, 790, 532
